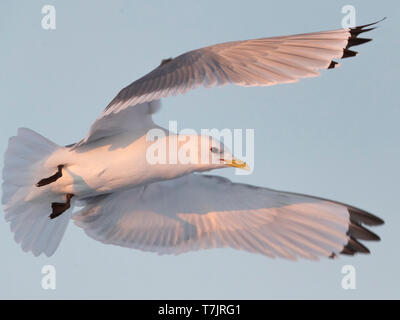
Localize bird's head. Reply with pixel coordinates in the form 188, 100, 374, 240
144, 133, 249, 178
174, 135, 250, 172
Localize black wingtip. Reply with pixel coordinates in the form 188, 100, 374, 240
335, 206, 384, 257
346, 37, 372, 49
342, 48, 358, 58
348, 207, 385, 226
339, 18, 386, 60
350, 27, 376, 37
327, 61, 339, 69
348, 221, 381, 241
349, 17, 387, 34
339, 237, 371, 256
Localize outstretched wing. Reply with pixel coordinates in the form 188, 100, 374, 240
75, 20, 382, 148
103, 20, 382, 116
73, 174, 383, 260
71, 100, 161, 149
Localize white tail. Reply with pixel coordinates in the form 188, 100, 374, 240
2, 128, 71, 256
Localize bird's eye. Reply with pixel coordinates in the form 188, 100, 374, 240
210, 147, 219, 154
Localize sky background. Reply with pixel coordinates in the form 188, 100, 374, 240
0, 0, 399, 299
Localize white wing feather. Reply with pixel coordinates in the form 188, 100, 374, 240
103, 21, 379, 116
73, 174, 382, 260
76, 21, 380, 147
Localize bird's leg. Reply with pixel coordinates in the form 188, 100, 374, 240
50, 193, 74, 219
36, 165, 64, 187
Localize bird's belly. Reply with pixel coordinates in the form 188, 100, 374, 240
50, 142, 151, 198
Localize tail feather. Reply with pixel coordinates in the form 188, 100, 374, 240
2, 128, 71, 257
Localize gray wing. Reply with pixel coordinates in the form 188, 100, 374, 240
103, 20, 381, 116
73, 174, 383, 260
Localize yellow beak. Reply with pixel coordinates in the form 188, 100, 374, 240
223, 157, 250, 171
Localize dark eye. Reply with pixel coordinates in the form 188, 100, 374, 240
210, 147, 219, 154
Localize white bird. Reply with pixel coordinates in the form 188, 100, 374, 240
2, 20, 384, 259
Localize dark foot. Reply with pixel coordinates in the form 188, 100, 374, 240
50, 193, 74, 219
36, 165, 64, 187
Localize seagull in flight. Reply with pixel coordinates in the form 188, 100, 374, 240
2, 20, 384, 259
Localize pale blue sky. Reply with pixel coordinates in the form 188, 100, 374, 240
1, 0, 399, 299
